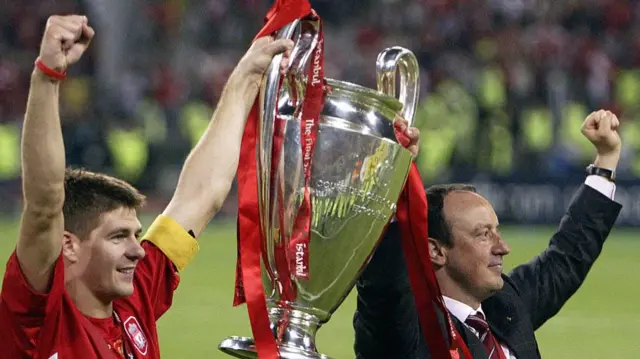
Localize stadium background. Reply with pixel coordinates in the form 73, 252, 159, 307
1, 0, 639, 357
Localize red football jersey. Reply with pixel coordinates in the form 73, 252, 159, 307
0, 215, 199, 359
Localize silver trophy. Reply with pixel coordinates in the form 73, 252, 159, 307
219, 17, 420, 358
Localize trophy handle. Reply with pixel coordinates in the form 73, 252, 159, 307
375, 47, 420, 126
262, 16, 321, 123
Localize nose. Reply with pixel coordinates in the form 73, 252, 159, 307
126, 238, 146, 261
493, 233, 510, 256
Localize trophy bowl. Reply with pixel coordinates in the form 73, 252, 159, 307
219, 16, 420, 359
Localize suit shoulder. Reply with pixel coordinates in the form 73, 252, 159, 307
501, 273, 522, 297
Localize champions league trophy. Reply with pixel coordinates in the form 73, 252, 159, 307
219, 17, 420, 358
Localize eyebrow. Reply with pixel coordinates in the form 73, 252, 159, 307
107, 227, 143, 237
473, 223, 494, 233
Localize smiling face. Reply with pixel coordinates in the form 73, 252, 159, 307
436, 191, 510, 304
72, 207, 146, 301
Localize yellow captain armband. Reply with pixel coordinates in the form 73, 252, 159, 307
142, 215, 200, 272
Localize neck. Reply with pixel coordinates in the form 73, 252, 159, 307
437, 272, 482, 310
65, 278, 114, 318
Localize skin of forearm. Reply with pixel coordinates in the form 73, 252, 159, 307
172, 73, 259, 217
21, 71, 66, 212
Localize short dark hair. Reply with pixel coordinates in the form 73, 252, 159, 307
426, 184, 477, 247
63, 168, 146, 240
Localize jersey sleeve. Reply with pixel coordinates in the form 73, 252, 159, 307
0, 250, 65, 356
133, 215, 200, 320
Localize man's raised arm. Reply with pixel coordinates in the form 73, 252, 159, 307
162, 37, 293, 236
15, 15, 94, 293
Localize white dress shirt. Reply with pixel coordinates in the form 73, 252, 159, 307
443, 296, 517, 359
441, 176, 616, 359
585, 174, 616, 200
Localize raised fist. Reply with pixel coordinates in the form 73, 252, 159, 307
38, 15, 95, 73
581, 109, 622, 157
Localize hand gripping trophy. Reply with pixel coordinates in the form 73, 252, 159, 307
219, 15, 421, 358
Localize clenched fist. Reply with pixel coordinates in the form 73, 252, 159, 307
581, 109, 622, 170
38, 15, 95, 74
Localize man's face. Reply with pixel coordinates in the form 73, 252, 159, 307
75, 207, 145, 301
442, 191, 510, 301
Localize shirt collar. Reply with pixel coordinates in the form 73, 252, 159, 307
443, 296, 486, 323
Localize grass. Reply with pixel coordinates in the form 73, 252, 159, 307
1, 217, 638, 358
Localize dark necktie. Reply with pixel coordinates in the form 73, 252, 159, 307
465, 312, 505, 359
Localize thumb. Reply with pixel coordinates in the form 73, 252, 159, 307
65, 43, 87, 65
65, 23, 94, 65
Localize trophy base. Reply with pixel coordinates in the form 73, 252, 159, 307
218, 336, 332, 359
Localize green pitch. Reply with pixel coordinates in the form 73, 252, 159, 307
0, 217, 638, 358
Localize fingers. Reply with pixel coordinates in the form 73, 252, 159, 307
41, 15, 93, 68
394, 118, 409, 133
240, 37, 294, 78
263, 38, 295, 57
47, 15, 87, 45
406, 127, 420, 157
582, 109, 620, 140
612, 114, 620, 130
603, 110, 618, 128
393, 119, 420, 154
407, 127, 420, 142
49, 15, 87, 32
583, 109, 606, 131
50, 15, 87, 25
395, 119, 421, 141
47, 24, 81, 46
280, 49, 291, 75
597, 111, 612, 136
80, 23, 96, 46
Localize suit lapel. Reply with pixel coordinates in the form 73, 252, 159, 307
483, 293, 524, 359
445, 287, 542, 359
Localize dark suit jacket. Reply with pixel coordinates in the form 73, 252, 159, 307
353, 185, 622, 359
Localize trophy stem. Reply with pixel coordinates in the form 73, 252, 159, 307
218, 308, 333, 359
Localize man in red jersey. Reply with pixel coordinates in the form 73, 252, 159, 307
0, 14, 293, 359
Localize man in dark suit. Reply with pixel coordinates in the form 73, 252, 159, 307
353, 109, 623, 359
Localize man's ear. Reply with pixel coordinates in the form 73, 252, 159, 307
428, 237, 447, 267
62, 231, 80, 263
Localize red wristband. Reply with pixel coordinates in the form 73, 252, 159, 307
34, 58, 67, 80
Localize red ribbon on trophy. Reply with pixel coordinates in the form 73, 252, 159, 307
234, 0, 472, 358
234, 0, 320, 358
287, 18, 324, 281
394, 126, 473, 359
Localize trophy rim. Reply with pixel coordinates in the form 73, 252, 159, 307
325, 77, 403, 113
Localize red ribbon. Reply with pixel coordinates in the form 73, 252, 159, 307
234, 1, 314, 358
234, 2, 472, 357
394, 125, 472, 359
288, 18, 324, 280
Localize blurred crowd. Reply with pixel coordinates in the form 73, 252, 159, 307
2, 0, 640, 213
